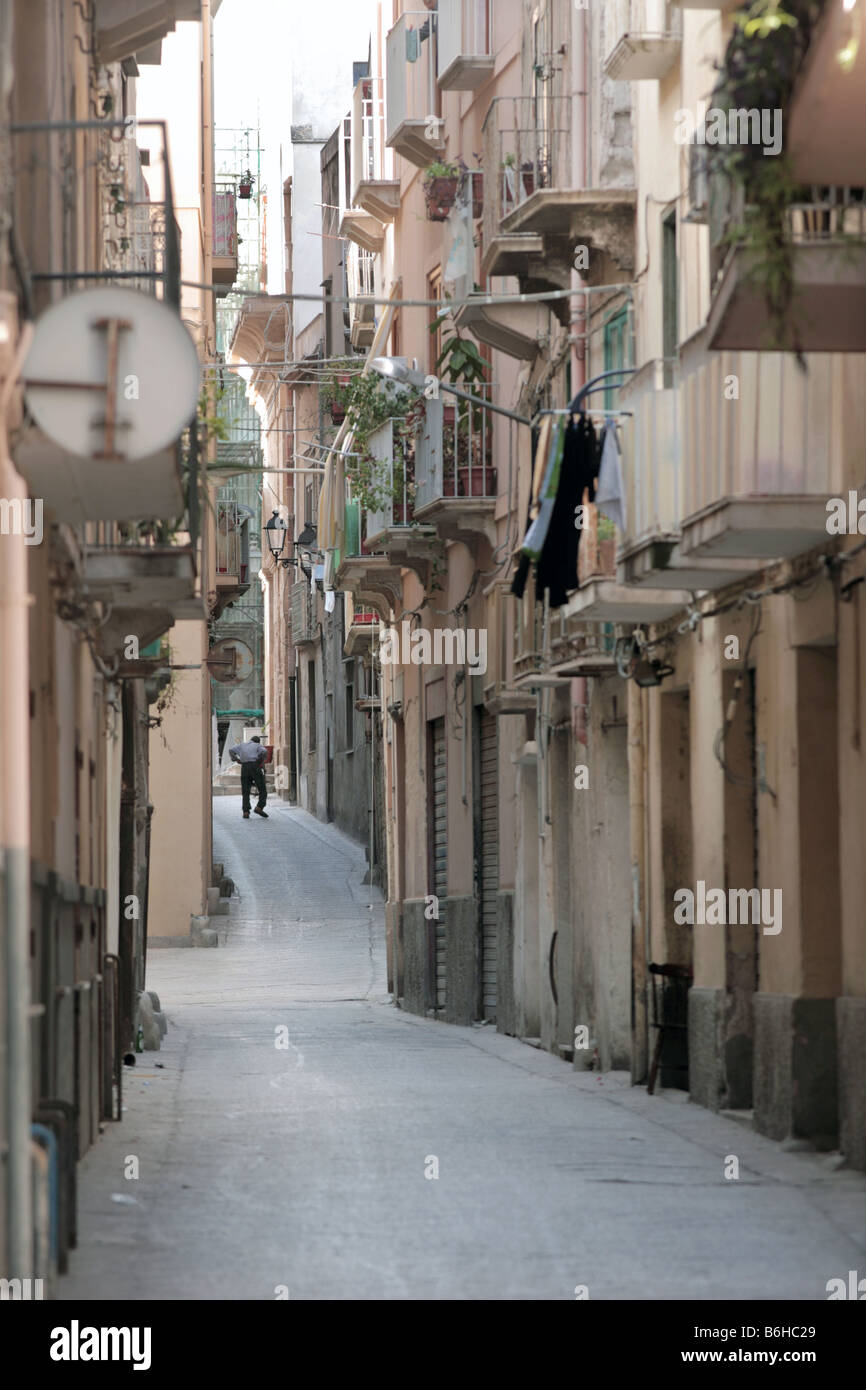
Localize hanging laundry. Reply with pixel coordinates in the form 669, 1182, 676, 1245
595, 420, 626, 534
520, 416, 567, 562
535, 412, 600, 609
511, 414, 554, 599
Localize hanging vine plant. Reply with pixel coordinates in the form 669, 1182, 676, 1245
709, 0, 827, 356
329, 371, 426, 517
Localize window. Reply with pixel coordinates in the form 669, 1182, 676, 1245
427, 266, 443, 373
662, 208, 678, 387
307, 658, 317, 751
603, 307, 630, 412
304, 480, 319, 528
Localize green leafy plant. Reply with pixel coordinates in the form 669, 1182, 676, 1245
423, 160, 461, 183
331, 372, 426, 518
710, 0, 826, 354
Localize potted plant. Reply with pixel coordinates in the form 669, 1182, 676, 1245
322, 365, 356, 426
423, 161, 462, 221
457, 463, 497, 499
238, 168, 254, 199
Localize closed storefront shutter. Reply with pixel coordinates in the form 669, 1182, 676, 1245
431, 717, 447, 1012
480, 710, 499, 1020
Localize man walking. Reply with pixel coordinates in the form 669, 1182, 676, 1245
228, 735, 269, 819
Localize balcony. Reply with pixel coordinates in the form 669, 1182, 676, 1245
344, 597, 380, 658
350, 77, 400, 224
615, 360, 756, 591
564, 579, 692, 625
212, 189, 239, 297
604, 1, 682, 83
453, 293, 544, 361
549, 617, 618, 680
94, 0, 202, 65
677, 336, 863, 567
12, 120, 195, 524
347, 243, 377, 350
214, 499, 251, 612
291, 583, 317, 647
787, 0, 866, 188
481, 98, 635, 304
83, 526, 200, 658
385, 11, 446, 169
412, 392, 499, 543
707, 184, 866, 354
362, 420, 435, 562
512, 573, 621, 689
338, 501, 406, 618
437, 0, 495, 91
481, 582, 535, 714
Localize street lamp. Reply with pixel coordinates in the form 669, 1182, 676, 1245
264, 511, 319, 575
296, 520, 318, 578
264, 510, 288, 563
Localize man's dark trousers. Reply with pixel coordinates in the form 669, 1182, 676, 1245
241, 760, 267, 814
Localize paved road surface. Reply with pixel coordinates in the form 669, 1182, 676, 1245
60, 799, 866, 1300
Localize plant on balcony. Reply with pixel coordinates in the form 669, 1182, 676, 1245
334, 371, 425, 520
321, 362, 357, 424
423, 161, 463, 221
501, 152, 535, 211
710, 0, 827, 354
430, 307, 495, 493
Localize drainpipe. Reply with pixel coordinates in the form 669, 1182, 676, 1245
0, 308, 34, 1279
288, 668, 298, 803
570, 0, 590, 741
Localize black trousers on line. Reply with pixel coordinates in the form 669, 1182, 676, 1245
240, 762, 266, 813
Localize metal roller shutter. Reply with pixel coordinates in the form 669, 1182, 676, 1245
480, 711, 499, 1020
431, 717, 447, 1012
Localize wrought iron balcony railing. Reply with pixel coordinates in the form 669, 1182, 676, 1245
413, 390, 498, 513
10, 118, 182, 308
481, 95, 571, 245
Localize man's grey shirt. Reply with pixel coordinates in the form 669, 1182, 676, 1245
230, 741, 266, 764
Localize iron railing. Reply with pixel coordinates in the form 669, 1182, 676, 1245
9, 118, 182, 308
481, 95, 572, 249
414, 389, 499, 511
351, 75, 396, 190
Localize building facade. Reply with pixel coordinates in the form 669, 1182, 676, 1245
313, 0, 866, 1167
0, 0, 229, 1286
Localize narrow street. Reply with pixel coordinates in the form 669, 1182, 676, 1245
60, 801, 865, 1303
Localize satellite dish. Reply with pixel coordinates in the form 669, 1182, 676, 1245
23, 287, 200, 461
210, 638, 254, 686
